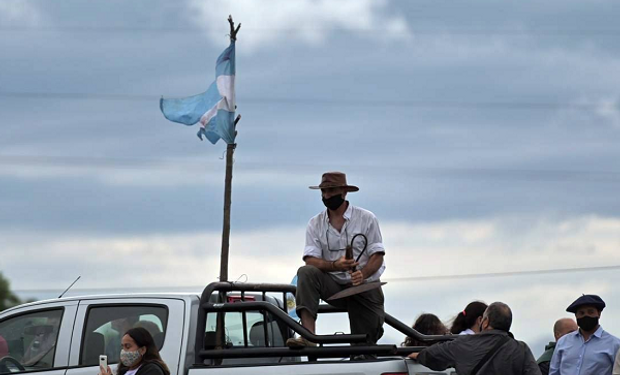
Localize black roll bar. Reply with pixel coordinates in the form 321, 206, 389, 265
196, 282, 367, 362
200, 282, 297, 300
195, 281, 455, 362
318, 304, 455, 343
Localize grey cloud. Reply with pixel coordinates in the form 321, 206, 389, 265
2, 167, 620, 236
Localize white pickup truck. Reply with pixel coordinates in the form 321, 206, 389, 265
0, 282, 455, 375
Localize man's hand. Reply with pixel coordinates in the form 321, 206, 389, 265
408, 352, 419, 360
350, 270, 364, 286
333, 256, 357, 271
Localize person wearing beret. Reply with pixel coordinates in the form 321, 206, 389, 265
287, 172, 386, 349
549, 294, 620, 375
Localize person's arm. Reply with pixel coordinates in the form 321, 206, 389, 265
362, 253, 384, 278
410, 341, 456, 371
302, 218, 334, 271
548, 345, 562, 375
350, 253, 384, 286
305, 256, 357, 272
613, 349, 620, 375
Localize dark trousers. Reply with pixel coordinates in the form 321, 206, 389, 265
295, 265, 385, 344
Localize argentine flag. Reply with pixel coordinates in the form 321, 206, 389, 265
160, 42, 236, 144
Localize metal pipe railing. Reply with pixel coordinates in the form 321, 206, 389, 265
195, 281, 454, 362
199, 282, 296, 303
196, 282, 368, 362
196, 282, 298, 362
317, 304, 455, 343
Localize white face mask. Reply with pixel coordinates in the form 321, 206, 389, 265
120, 349, 141, 367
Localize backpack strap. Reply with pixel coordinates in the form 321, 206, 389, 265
470, 335, 510, 375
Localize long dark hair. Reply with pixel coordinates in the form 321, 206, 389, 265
450, 301, 488, 334
118, 327, 170, 375
402, 313, 448, 346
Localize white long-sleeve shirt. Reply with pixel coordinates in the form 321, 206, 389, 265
303, 203, 386, 285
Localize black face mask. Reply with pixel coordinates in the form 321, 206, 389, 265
577, 316, 599, 332
322, 194, 345, 211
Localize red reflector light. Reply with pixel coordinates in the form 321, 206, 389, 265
227, 295, 255, 303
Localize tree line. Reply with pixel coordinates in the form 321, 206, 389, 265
0, 272, 30, 311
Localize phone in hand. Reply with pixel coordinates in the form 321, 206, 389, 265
99, 355, 108, 371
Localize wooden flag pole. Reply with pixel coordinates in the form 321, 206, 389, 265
219, 142, 234, 282
219, 15, 242, 283
219, 117, 240, 282
215, 115, 240, 355
215, 17, 241, 359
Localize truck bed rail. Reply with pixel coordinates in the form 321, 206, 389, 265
196, 281, 455, 362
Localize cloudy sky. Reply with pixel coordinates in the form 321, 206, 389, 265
2, 0, 620, 355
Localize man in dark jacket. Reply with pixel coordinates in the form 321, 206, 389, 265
537, 318, 577, 375
409, 302, 541, 375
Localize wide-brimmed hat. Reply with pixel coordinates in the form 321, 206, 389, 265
309, 172, 359, 192
566, 294, 606, 313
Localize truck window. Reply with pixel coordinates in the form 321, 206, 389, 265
0, 309, 63, 374
79, 305, 167, 367
205, 312, 284, 347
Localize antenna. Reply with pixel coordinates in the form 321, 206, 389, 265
58, 276, 81, 298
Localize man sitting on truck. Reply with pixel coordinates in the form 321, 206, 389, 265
287, 172, 386, 348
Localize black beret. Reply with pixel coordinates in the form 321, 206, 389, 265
566, 294, 606, 313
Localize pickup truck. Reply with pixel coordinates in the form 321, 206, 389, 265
0, 281, 455, 375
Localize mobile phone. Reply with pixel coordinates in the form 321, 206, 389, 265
99, 355, 108, 370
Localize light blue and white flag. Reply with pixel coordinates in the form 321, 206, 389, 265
160, 42, 236, 144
